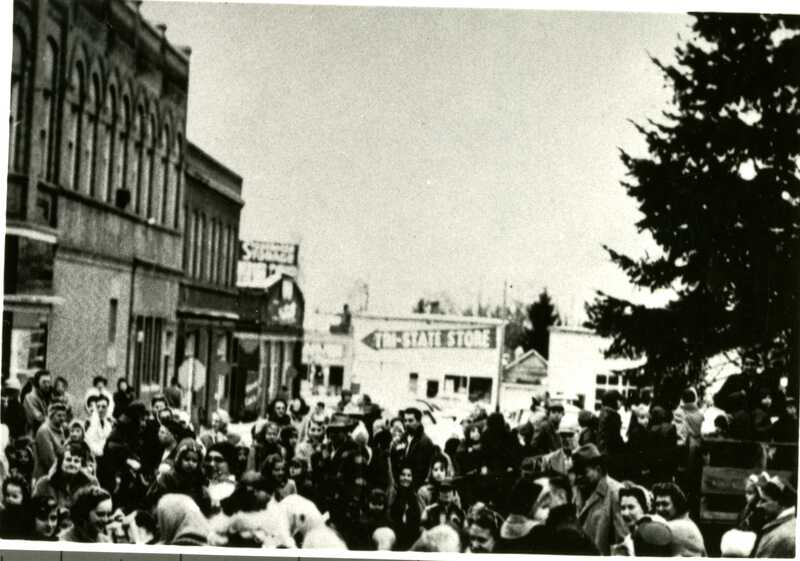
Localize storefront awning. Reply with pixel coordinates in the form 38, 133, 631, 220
177, 306, 240, 321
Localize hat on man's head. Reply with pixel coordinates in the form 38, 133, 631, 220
569, 443, 604, 471
326, 413, 357, 431
47, 402, 67, 416
758, 473, 797, 507
633, 518, 673, 557
124, 400, 148, 421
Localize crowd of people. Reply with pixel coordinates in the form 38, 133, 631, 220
0, 369, 796, 557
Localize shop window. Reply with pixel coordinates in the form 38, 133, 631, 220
468, 377, 492, 403
133, 316, 164, 388
408, 372, 419, 395
426, 380, 439, 399
609, 375, 619, 386
595, 374, 607, 385
3, 310, 48, 381
328, 366, 343, 389
444, 375, 469, 396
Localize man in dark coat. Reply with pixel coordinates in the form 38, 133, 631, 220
596, 390, 625, 477
400, 407, 436, 489
97, 401, 149, 494
316, 413, 368, 547
531, 404, 564, 456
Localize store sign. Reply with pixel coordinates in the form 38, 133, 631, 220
240, 240, 298, 265
362, 327, 497, 351
237, 240, 300, 284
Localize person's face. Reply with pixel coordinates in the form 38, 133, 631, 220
62, 451, 83, 475
308, 422, 323, 441
552, 411, 564, 426
52, 410, 66, 427
39, 376, 52, 393
467, 524, 496, 553
520, 463, 535, 481
55, 380, 67, 394
272, 461, 286, 483
265, 426, 279, 443
341, 393, 352, 404
621, 496, 646, 531
289, 464, 302, 478
34, 508, 58, 538
158, 426, 175, 446
398, 468, 413, 488
206, 452, 229, 477
637, 412, 650, 428
575, 465, 602, 494
438, 488, 455, 506
153, 400, 166, 415
431, 461, 447, 483
70, 426, 83, 441
17, 448, 31, 464
87, 499, 113, 536
390, 420, 405, 440
762, 395, 773, 409
274, 402, 286, 416
745, 484, 759, 505
654, 495, 677, 520
4, 484, 24, 506
119, 381, 129, 392
288, 434, 299, 448
757, 494, 783, 522
96, 400, 109, 418
403, 413, 420, 433
469, 427, 481, 442
788, 405, 798, 419
179, 451, 199, 473
212, 415, 224, 432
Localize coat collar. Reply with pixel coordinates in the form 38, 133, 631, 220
578, 476, 609, 518
761, 508, 795, 533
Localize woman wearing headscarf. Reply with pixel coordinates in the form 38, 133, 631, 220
389, 463, 422, 550
145, 438, 212, 516
416, 453, 461, 510
33, 442, 98, 511
155, 493, 209, 546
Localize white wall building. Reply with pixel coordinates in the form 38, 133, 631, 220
347, 312, 505, 411
547, 325, 646, 411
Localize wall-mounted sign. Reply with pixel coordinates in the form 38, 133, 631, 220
362, 327, 497, 351
240, 240, 298, 265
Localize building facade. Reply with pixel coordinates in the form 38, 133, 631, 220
6, 0, 190, 402
175, 142, 243, 424
232, 274, 305, 421
499, 348, 548, 412
547, 325, 645, 412
347, 312, 505, 412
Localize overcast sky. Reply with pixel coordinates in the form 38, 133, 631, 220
139, 1, 694, 322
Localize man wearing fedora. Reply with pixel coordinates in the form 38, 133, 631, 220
570, 443, 626, 555
317, 412, 368, 547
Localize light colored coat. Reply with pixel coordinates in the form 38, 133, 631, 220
575, 475, 627, 555
754, 509, 796, 558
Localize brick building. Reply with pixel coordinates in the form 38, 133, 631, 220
176, 142, 243, 424
5, 0, 190, 402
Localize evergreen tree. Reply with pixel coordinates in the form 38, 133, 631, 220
585, 14, 800, 389
527, 289, 560, 359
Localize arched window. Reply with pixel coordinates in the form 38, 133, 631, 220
172, 132, 182, 228
160, 124, 171, 225
117, 94, 130, 198
66, 61, 85, 190
104, 85, 118, 202
133, 104, 145, 214
9, 30, 27, 172
40, 38, 58, 181
83, 72, 101, 196
146, 113, 158, 220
